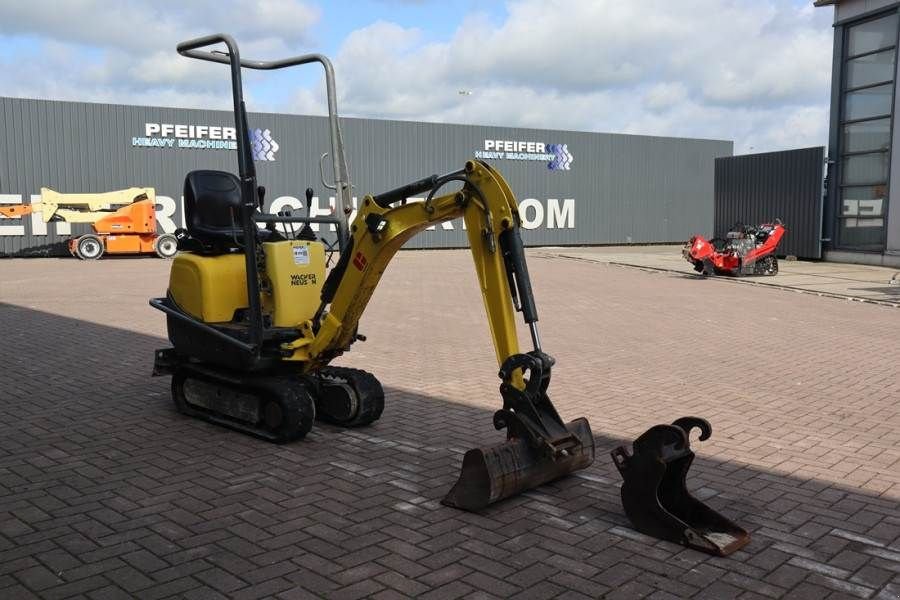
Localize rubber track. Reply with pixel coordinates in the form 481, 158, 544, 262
173, 369, 315, 443
317, 366, 384, 427
256, 375, 316, 443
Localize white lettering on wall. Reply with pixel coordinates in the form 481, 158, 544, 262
0, 195, 575, 237
518, 198, 544, 230
155, 196, 179, 233
547, 199, 575, 229
28, 194, 70, 235
0, 195, 25, 235
144, 123, 237, 140
269, 196, 302, 232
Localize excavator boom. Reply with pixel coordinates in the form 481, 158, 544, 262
298, 160, 595, 509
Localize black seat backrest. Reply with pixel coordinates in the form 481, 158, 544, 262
183, 170, 243, 252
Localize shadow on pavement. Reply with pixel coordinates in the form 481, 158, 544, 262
0, 302, 897, 600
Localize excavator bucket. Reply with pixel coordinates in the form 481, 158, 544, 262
443, 417, 593, 511
442, 352, 595, 511
611, 417, 749, 556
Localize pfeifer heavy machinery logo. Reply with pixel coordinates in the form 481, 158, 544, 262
546, 143, 574, 171
249, 128, 279, 161
132, 122, 280, 161
474, 139, 574, 171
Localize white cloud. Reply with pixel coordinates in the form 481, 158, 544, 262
323, 0, 833, 153
644, 83, 689, 112
0, 0, 834, 153
0, 1, 319, 49
0, 0, 320, 109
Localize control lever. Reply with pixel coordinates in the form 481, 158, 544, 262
257, 185, 266, 210
298, 187, 318, 242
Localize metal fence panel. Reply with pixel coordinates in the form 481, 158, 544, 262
714, 147, 824, 259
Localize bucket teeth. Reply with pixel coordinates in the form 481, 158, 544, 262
611, 416, 750, 556
442, 417, 594, 511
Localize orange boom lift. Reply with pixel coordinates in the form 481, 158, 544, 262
0, 187, 177, 259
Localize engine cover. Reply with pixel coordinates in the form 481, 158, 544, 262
169, 252, 249, 322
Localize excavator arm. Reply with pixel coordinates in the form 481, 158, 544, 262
305, 160, 524, 370
297, 160, 594, 510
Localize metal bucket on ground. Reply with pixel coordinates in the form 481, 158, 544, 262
611, 417, 750, 556
442, 351, 595, 511
442, 417, 594, 510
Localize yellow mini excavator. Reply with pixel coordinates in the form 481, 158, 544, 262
150, 34, 594, 511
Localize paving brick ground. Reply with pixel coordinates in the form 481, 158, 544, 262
0, 250, 898, 599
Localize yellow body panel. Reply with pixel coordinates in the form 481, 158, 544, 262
263, 240, 325, 327
169, 253, 248, 323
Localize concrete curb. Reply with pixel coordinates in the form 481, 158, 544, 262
538, 253, 900, 309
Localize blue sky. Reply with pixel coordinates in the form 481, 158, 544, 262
0, 1, 835, 153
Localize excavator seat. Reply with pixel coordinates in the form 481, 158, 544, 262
182, 170, 270, 254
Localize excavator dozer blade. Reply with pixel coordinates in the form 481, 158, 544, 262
442, 417, 594, 511
611, 416, 750, 556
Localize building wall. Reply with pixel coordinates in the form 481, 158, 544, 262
824, 0, 900, 258
886, 1, 900, 255
0, 97, 732, 256
835, 0, 898, 22
715, 147, 825, 259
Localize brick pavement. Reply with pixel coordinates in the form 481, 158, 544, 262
0, 251, 898, 599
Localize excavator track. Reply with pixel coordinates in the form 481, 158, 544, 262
312, 366, 384, 427
172, 368, 315, 443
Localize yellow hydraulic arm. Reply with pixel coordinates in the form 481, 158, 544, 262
285, 160, 525, 380
294, 159, 593, 510
0, 187, 154, 223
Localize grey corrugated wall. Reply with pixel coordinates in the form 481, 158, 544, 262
0, 97, 732, 255
714, 147, 825, 259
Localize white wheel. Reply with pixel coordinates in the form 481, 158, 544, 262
75, 235, 104, 260
154, 234, 178, 259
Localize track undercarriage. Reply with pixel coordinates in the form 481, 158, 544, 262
159, 352, 384, 443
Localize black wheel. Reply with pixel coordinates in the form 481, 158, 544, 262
314, 367, 384, 427
255, 378, 315, 443
75, 235, 104, 260
154, 234, 178, 259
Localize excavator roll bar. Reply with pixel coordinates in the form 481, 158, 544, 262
176, 34, 353, 355
176, 34, 353, 250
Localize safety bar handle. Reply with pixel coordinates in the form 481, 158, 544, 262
177, 34, 254, 182
176, 33, 237, 56
177, 33, 352, 253
179, 37, 334, 74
